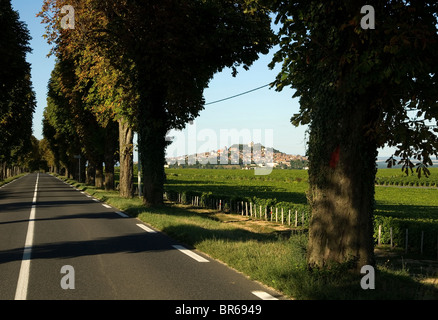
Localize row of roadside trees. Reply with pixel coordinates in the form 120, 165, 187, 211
38, 0, 274, 200
0, 0, 37, 180
37, 0, 438, 273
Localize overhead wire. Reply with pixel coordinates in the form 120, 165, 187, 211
205, 83, 273, 106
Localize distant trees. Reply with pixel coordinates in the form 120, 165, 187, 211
0, 0, 36, 180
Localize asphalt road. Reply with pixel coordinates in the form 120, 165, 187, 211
0, 173, 284, 300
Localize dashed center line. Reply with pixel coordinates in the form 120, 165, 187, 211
15, 173, 39, 300
102, 204, 112, 209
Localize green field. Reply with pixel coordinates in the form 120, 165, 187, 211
164, 168, 438, 256
57, 168, 438, 299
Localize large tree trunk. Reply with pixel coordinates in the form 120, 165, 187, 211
104, 160, 114, 191
86, 163, 95, 185
104, 123, 118, 191
95, 161, 104, 188
118, 118, 134, 198
306, 101, 378, 271
137, 91, 167, 207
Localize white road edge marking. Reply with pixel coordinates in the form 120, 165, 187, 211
136, 223, 157, 233
172, 245, 209, 263
102, 204, 112, 209
15, 173, 39, 300
116, 211, 129, 218
251, 290, 278, 300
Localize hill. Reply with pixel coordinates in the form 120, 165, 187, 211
166, 142, 308, 168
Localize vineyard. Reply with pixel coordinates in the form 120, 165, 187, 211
164, 168, 438, 257
376, 167, 438, 187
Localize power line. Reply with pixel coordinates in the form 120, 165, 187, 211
205, 83, 272, 106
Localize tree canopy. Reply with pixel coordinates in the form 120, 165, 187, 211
39, 0, 275, 205
0, 0, 36, 172
267, 0, 438, 269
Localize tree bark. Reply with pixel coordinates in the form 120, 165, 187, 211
95, 161, 104, 188
306, 102, 378, 271
104, 123, 118, 191
104, 161, 114, 191
118, 118, 134, 198
86, 162, 95, 185
137, 91, 167, 207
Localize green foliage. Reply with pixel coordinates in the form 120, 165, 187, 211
0, 0, 36, 166
39, 0, 275, 205
268, 0, 438, 176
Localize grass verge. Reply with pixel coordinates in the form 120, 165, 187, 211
0, 173, 28, 187
57, 174, 438, 300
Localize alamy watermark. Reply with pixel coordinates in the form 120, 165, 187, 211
60, 5, 75, 30
60, 265, 75, 289
61, 4, 374, 31
361, 5, 375, 30
360, 265, 375, 290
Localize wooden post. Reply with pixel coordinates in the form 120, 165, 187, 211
390, 227, 393, 247
265, 207, 267, 220
241, 201, 244, 215
245, 202, 248, 216
288, 209, 291, 226
295, 210, 298, 227
260, 205, 262, 220
250, 202, 252, 217
378, 225, 382, 245
275, 208, 278, 222
270, 207, 273, 222
281, 208, 284, 224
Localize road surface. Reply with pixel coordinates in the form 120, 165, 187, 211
0, 173, 284, 300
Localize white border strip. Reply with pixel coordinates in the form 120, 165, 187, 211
136, 223, 157, 233
116, 211, 129, 218
15, 173, 39, 300
172, 245, 209, 263
252, 290, 278, 300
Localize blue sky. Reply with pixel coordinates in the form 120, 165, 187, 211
11, 0, 396, 159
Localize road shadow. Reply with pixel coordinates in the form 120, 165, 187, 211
0, 231, 175, 265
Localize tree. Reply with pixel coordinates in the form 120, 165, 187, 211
43, 62, 82, 179
97, 0, 274, 206
39, 0, 137, 197
39, 0, 274, 205
0, 0, 36, 177
268, 1, 438, 270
